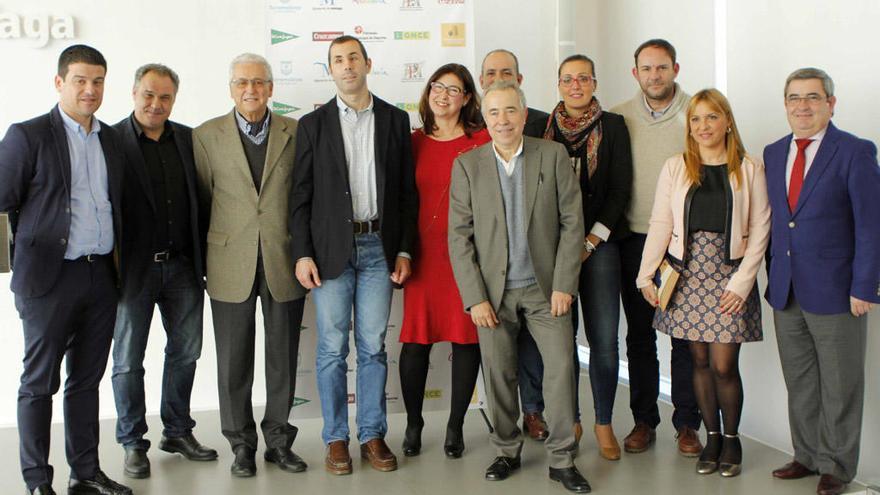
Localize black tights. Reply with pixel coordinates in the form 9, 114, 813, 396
690, 341, 743, 462
399, 342, 481, 431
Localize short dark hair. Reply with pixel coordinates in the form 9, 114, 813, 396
58, 44, 107, 79
419, 63, 484, 138
558, 54, 596, 79
134, 63, 180, 92
328, 35, 369, 64
633, 38, 677, 66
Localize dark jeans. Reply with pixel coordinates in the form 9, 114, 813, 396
620, 233, 700, 430
16, 257, 118, 491
111, 257, 204, 449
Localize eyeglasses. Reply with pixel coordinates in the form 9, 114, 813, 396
558, 75, 596, 87
230, 78, 271, 89
785, 94, 828, 105
429, 81, 464, 97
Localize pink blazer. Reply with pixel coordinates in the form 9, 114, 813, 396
636, 153, 771, 299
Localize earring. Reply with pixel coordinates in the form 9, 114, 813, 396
727, 127, 732, 133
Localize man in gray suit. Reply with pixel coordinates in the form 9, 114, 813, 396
193, 53, 306, 478
448, 80, 589, 493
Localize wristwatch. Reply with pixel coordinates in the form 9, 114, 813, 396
584, 239, 597, 253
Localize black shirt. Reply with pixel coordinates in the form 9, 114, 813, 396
689, 164, 729, 233
133, 117, 192, 256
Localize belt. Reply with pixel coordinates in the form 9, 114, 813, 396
352, 219, 380, 235
67, 253, 111, 263
153, 249, 176, 263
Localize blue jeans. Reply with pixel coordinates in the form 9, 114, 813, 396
111, 257, 204, 449
313, 233, 393, 444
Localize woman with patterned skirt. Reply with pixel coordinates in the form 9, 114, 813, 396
636, 89, 770, 477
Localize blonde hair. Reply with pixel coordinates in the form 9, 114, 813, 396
683, 88, 745, 188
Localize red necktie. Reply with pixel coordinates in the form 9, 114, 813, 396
788, 138, 813, 211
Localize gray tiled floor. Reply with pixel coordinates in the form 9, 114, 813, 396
0, 381, 867, 494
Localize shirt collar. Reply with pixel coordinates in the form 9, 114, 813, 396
791, 127, 827, 144
642, 88, 675, 119
336, 94, 374, 117
234, 108, 271, 135
492, 138, 524, 164
130, 113, 173, 141
58, 104, 101, 135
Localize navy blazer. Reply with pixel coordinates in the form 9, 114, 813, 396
113, 115, 206, 297
289, 95, 418, 280
0, 106, 125, 297
763, 122, 880, 314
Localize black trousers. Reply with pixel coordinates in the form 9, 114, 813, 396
210, 262, 305, 452
619, 233, 700, 430
16, 257, 118, 491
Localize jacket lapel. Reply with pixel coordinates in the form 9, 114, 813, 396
373, 98, 388, 221
323, 99, 350, 189
482, 144, 507, 242
768, 137, 791, 219
523, 138, 541, 231
221, 111, 259, 200
48, 106, 72, 195
121, 118, 156, 212
792, 123, 839, 217
260, 113, 290, 191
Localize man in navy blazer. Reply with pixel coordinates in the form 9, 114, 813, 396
0, 45, 131, 495
764, 67, 880, 495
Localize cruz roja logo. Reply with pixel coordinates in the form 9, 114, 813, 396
271, 29, 299, 45
0, 9, 75, 48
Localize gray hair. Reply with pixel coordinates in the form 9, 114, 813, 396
785, 67, 834, 97
481, 80, 527, 111
229, 53, 273, 82
133, 63, 180, 92
481, 48, 520, 77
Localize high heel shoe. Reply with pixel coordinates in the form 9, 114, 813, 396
593, 424, 621, 461
696, 431, 721, 474
402, 422, 423, 457
718, 433, 742, 477
444, 426, 464, 458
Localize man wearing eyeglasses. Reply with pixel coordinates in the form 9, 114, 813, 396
193, 53, 307, 478
764, 67, 879, 495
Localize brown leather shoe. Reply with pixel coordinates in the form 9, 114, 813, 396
623, 423, 656, 453
325, 440, 352, 475
817, 474, 846, 495
772, 460, 817, 479
523, 413, 549, 441
594, 424, 621, 461
360, 438, 398, 472
675, 426, 703, 457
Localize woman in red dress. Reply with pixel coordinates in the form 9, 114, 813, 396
398, 63, 489, 459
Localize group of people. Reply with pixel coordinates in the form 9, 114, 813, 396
0, 34, 877, 495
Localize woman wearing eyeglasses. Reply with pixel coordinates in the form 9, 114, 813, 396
636, 89, 770, 477
398, 63, 490, 459
543, 54, 633, 461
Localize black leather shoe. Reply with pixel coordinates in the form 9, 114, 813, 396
444, 426, 464, 459
264, 447, 308, 473
68, 470, 132, 495
484, 456, 521, 481
402, 423, 423, 457
123, 447, 150, 478
549, 466, 592, 493
159, 433, 218, 461
230, 446, 257, 478
28, 484, 55, 495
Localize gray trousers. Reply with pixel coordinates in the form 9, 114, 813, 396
210, 261, 305, 452
478, 284, 576, 469
773, 294, 867, 482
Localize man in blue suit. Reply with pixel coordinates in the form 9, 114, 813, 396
764, 67, 880, 495
0, 45, 131, 495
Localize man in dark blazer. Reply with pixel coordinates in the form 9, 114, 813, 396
764, 67, 880, 495
291, 35, 418, 475
111, 63, 217, 480
0, 45, 131, 495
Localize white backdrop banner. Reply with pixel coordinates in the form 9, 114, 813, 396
264, 0, 481, 420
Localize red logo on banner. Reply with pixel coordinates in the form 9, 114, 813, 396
313, 31, 343, 41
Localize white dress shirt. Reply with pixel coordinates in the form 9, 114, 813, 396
336, 95, 377, 221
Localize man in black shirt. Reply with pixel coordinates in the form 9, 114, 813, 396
112, 64, 216, 479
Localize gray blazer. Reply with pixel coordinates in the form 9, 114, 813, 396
193, 110, 305, 303
448, 136, 584, 311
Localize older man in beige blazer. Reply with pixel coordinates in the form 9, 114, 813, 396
448, 81, 588, 493
193, 53, 306, 478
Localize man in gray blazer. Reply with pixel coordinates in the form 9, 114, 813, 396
448, 80, 589, 493
193, 53, 306, 478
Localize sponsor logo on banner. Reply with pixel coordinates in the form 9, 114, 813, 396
371, 66, 390, 77
441, 23, 465, 47
401, 62, 425, 82
271, 29, 299, 45
424, 389, 442, 399
0, 9, 76, 48
274, 61, 303, 84
395, 102, 419, 112
268, 0, 304, 12
385, 392, 399, 402
353, 0, 387, 4
351, 25, 387, 43
312, 31, 343, 41
293, 397, 311, 407
312, 61, 333, 82
393, 31, 430, 40
313, 0, 342, 10
400, 0, 423, 10
347, 393, 356, 404
273, 101, 301, 115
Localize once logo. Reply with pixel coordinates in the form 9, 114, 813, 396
393, 31, 430, 40
0, 10, 75, 48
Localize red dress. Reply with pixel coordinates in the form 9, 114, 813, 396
400, 128, 491, 344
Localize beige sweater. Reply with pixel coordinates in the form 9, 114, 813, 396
610, 84, 690, 234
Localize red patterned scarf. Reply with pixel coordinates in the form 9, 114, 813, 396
544, 98, 603, 179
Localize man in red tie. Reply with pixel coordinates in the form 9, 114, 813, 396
763, 67, 880, 495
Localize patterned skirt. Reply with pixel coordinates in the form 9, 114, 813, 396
653, 231, 762, 343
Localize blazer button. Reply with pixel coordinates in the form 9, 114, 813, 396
788, 221, 795, 228
786, 250, 790, 256
60, 238, 67, 245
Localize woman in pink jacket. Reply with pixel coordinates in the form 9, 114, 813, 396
636, 89, 770, 478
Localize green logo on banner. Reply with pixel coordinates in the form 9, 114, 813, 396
293, 397, 311, 407
272, 102, 300, 115
271, 29, 299, 45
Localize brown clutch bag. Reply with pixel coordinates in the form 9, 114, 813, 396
656, 258, 680, 311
